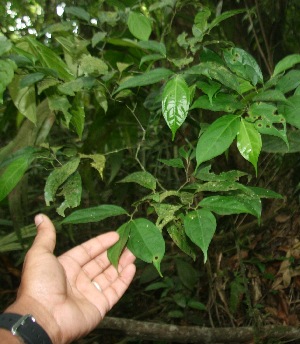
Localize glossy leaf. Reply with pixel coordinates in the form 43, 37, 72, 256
184, 209, 216, 263
196, 115, 240, 166
62, 204, 128, 224
127, 218, 165, 276
0, 59, 16, 104
9, 75, 36, 123
223, 47, 263, 85
127, 12, 152, 41
199, 195, 262, 219
119, 171, 156, 190
115, 68, 173, 93
0, 151, 34, 201
162, 75, 190, 140
57, 172, 82, 217
45, 157, 80, 206
108, 222, 131, 270
273, 54, 300, 77
237, 119, 262, 175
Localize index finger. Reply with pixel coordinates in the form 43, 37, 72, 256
59, 231, 119, 267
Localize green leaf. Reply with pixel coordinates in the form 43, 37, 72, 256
119, 171, 156, 190
158, 158, 184, 168
0, 151, 34, 201
153, 203, 182, 230
108, 222, 131, 270
237, 119, 262, 175
79, 55, 108, 76
62, 204, 128, 224
137, 40, 166, 56
44, 157, 80, 206
276, 70, 300, 93
0, 59, 17, 104
127, 218, 165, 276
191, 93, 243, 112
262, 131, 300, 153
19, 72, 45, 88
140, 54, 165, 66
281, 95, 300, 129
115, 68, 173, 93
192, 7, 211, 39
187, 62, 241, 93
162, 75, 190, 140
223, 47, 263, 85
26, 37, 74, 81
57, 172, 82, 217
48, 95, 72, 126
184, 209, 216, 263
176, 259, 199, 290
196, 80, 221, 104
70, 100, 85, 139
253, 90, 286, 102
91, 32, 107, 47
65, 6, 90, 22
247, 186, 283, 199
167, 223, 197, 260
273, 54, 300, 77
0, 36, 12, 56
127, 12, 152, 41
199, 195, 262, 219
208, 9, 245, 32
9, 75, 36, 123
196, 115, 240, 166
195, 165, 248, 182
80, 154, 106, 178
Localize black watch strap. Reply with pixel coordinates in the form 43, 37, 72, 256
0, 313, 52, 344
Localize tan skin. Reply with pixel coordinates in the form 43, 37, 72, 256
0, 214, 136, 344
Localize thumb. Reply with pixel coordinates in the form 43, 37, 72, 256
32, 214, 56, 254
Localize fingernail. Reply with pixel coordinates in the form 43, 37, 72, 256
34, 214, 44, 228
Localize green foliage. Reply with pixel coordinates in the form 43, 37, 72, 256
1, 0, 300, 275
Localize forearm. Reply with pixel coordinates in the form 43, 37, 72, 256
0, 328, 22, 344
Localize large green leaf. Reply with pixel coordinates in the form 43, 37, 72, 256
9, 75, 36, 123
237, 119, 262, 175
127, 12, 152, 41
162, 75, 190, 140
127, 218, 165, 276
108, 222, 131, 270
0, 59, 16, 104
223, 47, 263, 85
26, 37, 74, 81
44, 157, 80, 206
0, 150, 35, 201
186, 62, 241, 93
115, 68, 173, 93
184, 209, 216, 263
119, 171, 156, 190
196, 115, 240, 167
273, 54, 300, 77
199, 195, 262, 219
62, 204, 128, 224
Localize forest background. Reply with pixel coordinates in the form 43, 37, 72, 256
1, 0, 300, 343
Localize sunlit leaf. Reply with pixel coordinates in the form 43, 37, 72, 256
162, 75, 190, 140
273, 54, 300, 77
237, 119, 262, 175
119, 171, 156, 190
184, 209, 216, 263
196, 115, 240, 166
57, 171, 82, 217
127, 218, 165, 276
44, 157, 80, 206
62, 204, 128, 224
108, 222, 131, 270
127, 12, 152, 41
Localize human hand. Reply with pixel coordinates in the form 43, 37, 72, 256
4, 214, 136, 344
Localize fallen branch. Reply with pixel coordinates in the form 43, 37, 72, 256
99, 317, 300, 343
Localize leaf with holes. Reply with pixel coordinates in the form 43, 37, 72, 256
196, 115, 240, 167
237, 118, 262, 175
184, 209, 216, 263
162, 75, 190, 140
127, 218, 165, 276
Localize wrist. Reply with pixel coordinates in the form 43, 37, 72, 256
4, 296, 62, 344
